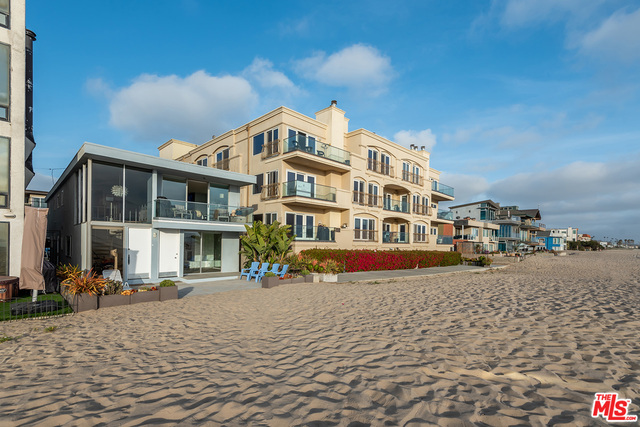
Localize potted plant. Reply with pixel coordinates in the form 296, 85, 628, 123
159, 279, 179, 301
60, 269, 107, 312
131, 286, 160, 304
98, 280, 129, 308
261, 272, 279, 289
317, 259, 341, 282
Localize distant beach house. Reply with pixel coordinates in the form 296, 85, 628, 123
46, 143, 255, 283
536, 231, 564, 251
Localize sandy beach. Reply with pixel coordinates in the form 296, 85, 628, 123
1, 250, 639, 426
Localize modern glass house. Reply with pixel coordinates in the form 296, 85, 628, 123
46, 143, 255, 283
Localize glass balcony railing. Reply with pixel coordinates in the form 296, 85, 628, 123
382, 231, 409, 243
454, 234, 479, 241
432, 181, 454, 197
283, 136, 351, 166
155, 199, 254, 223
437, 210, 454, 220
289, 225, 336, 242
383, 197, 410, 213
282, 181, 337, 202
437, 235, 454, 245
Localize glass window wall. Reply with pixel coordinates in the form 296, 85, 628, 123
91, 227, 124, 279
92, 162, 124, 222
183, 231, 221, 274
0, 42, 8, 119
0, 221, 8, 275
125, 167, 152, 223
162, 177, 186, 201
0, 136, 8, 207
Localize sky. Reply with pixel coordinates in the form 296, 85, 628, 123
27, 0, 640, 244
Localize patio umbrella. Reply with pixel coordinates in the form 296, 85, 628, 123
20, 207, 49, 301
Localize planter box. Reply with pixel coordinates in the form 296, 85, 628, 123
262, 276, 306, 289
99, 294, 130, 309
304, 274, 319, 283
131, 290, 160, 305
159, 286, 178, 301
319, 273, 338, 283
67, 293, 98, 312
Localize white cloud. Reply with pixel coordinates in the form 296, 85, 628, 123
85, 77, 113, 98
243, 58, 298, 91
108, 70, 257, 143
393, 129, 437, 152
295, 44, 393, 92
578, 8, 640, 63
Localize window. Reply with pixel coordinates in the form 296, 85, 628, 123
253, 133, 265, 156
353, 180, 364, 204
215, 148, 230, 168
0, 42, 8, 120
262, 170, 279, 199
0, 136, 8, 207
196, 156, 208, 167
267, 128, 279, 143
253, 173, 263, 195
265, 213, 277, 225
431, 227, 438, 235
402, 162, 410, 181
412, 165, 421, 184
368, 183, 378, 206
414, 224, 427, 242
367, 149, 378, 171
0, 0, 8, 28
381, 153, 390, 175
0, 221, 8, 276
354, 217, 376, 241
287, 128, 314, 153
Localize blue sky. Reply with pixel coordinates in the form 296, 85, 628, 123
28, 0, 640, 243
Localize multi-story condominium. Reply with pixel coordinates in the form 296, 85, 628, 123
449, 200, 500, 222
159, 102, 455, 252
549, 227, 578, 243
453, 218, 499, 252
0, 1, 36, 276
46, 143, 255, 282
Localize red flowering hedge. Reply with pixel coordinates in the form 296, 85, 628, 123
299, 249, 461, 273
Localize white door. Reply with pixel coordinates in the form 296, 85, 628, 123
127, 228, 151, 279
159, 230, 180, 277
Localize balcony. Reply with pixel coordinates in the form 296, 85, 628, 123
155, 199, 254, 223
352, 191, 381, 208
26, 199, 47, 208
282, 136, 351, 171
383, 197, 410, 214
401, 171, 424, 186
382, 231, 409, 244
354, 229, 378, 242
412, 204, 431, 216
454, 234, 479, 241
431, 181, 455, 200
414, 233, 429, 243
282, 181, 336, 202
261, 183, 280, 201
261, 140, 280, 159
290, 225, 337, 242
367, 158, 394, 177
437, 235, 453, 245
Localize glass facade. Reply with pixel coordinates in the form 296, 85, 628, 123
124, 167, 152, 223
91, 227, 124, 278
0, 221, 7, 275
183, 231, 221, 274
162, 176, 186, 201
0, 136, 8, 207
92, 162, 124, 222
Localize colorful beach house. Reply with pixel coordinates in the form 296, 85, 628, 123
45, 143, 255, 283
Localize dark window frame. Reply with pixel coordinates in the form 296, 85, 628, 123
0, 221, 8, 276
0, 41, 10, 121
0, 136, 9, 208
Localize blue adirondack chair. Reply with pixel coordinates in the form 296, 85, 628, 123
277, 264, 289, 278
240, 261, 259, 281
256, 263, 280, 282
249, 263, 269, 282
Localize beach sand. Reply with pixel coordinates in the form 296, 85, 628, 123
1, 250, 639, 426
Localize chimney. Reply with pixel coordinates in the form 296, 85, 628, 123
330, 100, 337, 107
420, 146, 425, 150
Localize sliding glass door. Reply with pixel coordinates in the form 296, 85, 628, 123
183, 231, 222, 274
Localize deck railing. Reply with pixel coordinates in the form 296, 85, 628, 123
154, 199, 254, 223
282, 181, 337, 202
283, 136, 351, 165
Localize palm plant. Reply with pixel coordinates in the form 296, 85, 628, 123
240, 220, 295, 267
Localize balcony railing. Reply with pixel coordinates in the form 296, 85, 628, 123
261, 140, 280, 159
354, 229, 377, 242
432, 181, 455, 197
352, 191, 381, 207
367, 158, 394, 177
454, 234, 479, 241
213, 158, 230, 171
412, 204, 431, 216
155, 199, 254, 223
282, 181, 337, 202
290, 225, 337, 242
261, 183, 279, 201
401, 171, 424, 186
26, 199, 47, 208
382, 231, 409, 243
414, 233, 429, 243
437, 210, 454, 220
283, 136, 351, 165
437, 235, 453, 245
383, 197, 410, 213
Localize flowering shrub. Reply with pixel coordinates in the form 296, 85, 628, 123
299, 249, 461, 273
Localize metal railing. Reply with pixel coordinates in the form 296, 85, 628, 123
155, 199, 254, 223
283, 136, 351, 165
354, 229, 378, 242
412, 204, 431, 216
282, 181, 337, 202
413, 233, 429, 243
261, 140, 280, 159
367, 158, 394, 176
383, 197, 410, 213
432, 181, 455, 197
401, 170, 424, 185
26, 199, 47, 208
261, 183, 279, 201
382, 231, 409, 243
290, 226, 337, 242
213, 158, 230, 171
352, 191, 381, 207
454, 234, 480, 241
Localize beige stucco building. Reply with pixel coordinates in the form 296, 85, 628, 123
0, 0, 35, 276
159, 102, 455, 252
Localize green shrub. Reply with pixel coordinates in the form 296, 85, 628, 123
102, 280, 123, 296
264, 272, 277, 277
300, 269, 310, 276
159, 279, 176, 287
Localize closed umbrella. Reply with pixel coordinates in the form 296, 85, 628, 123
19, 206, 48, 301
